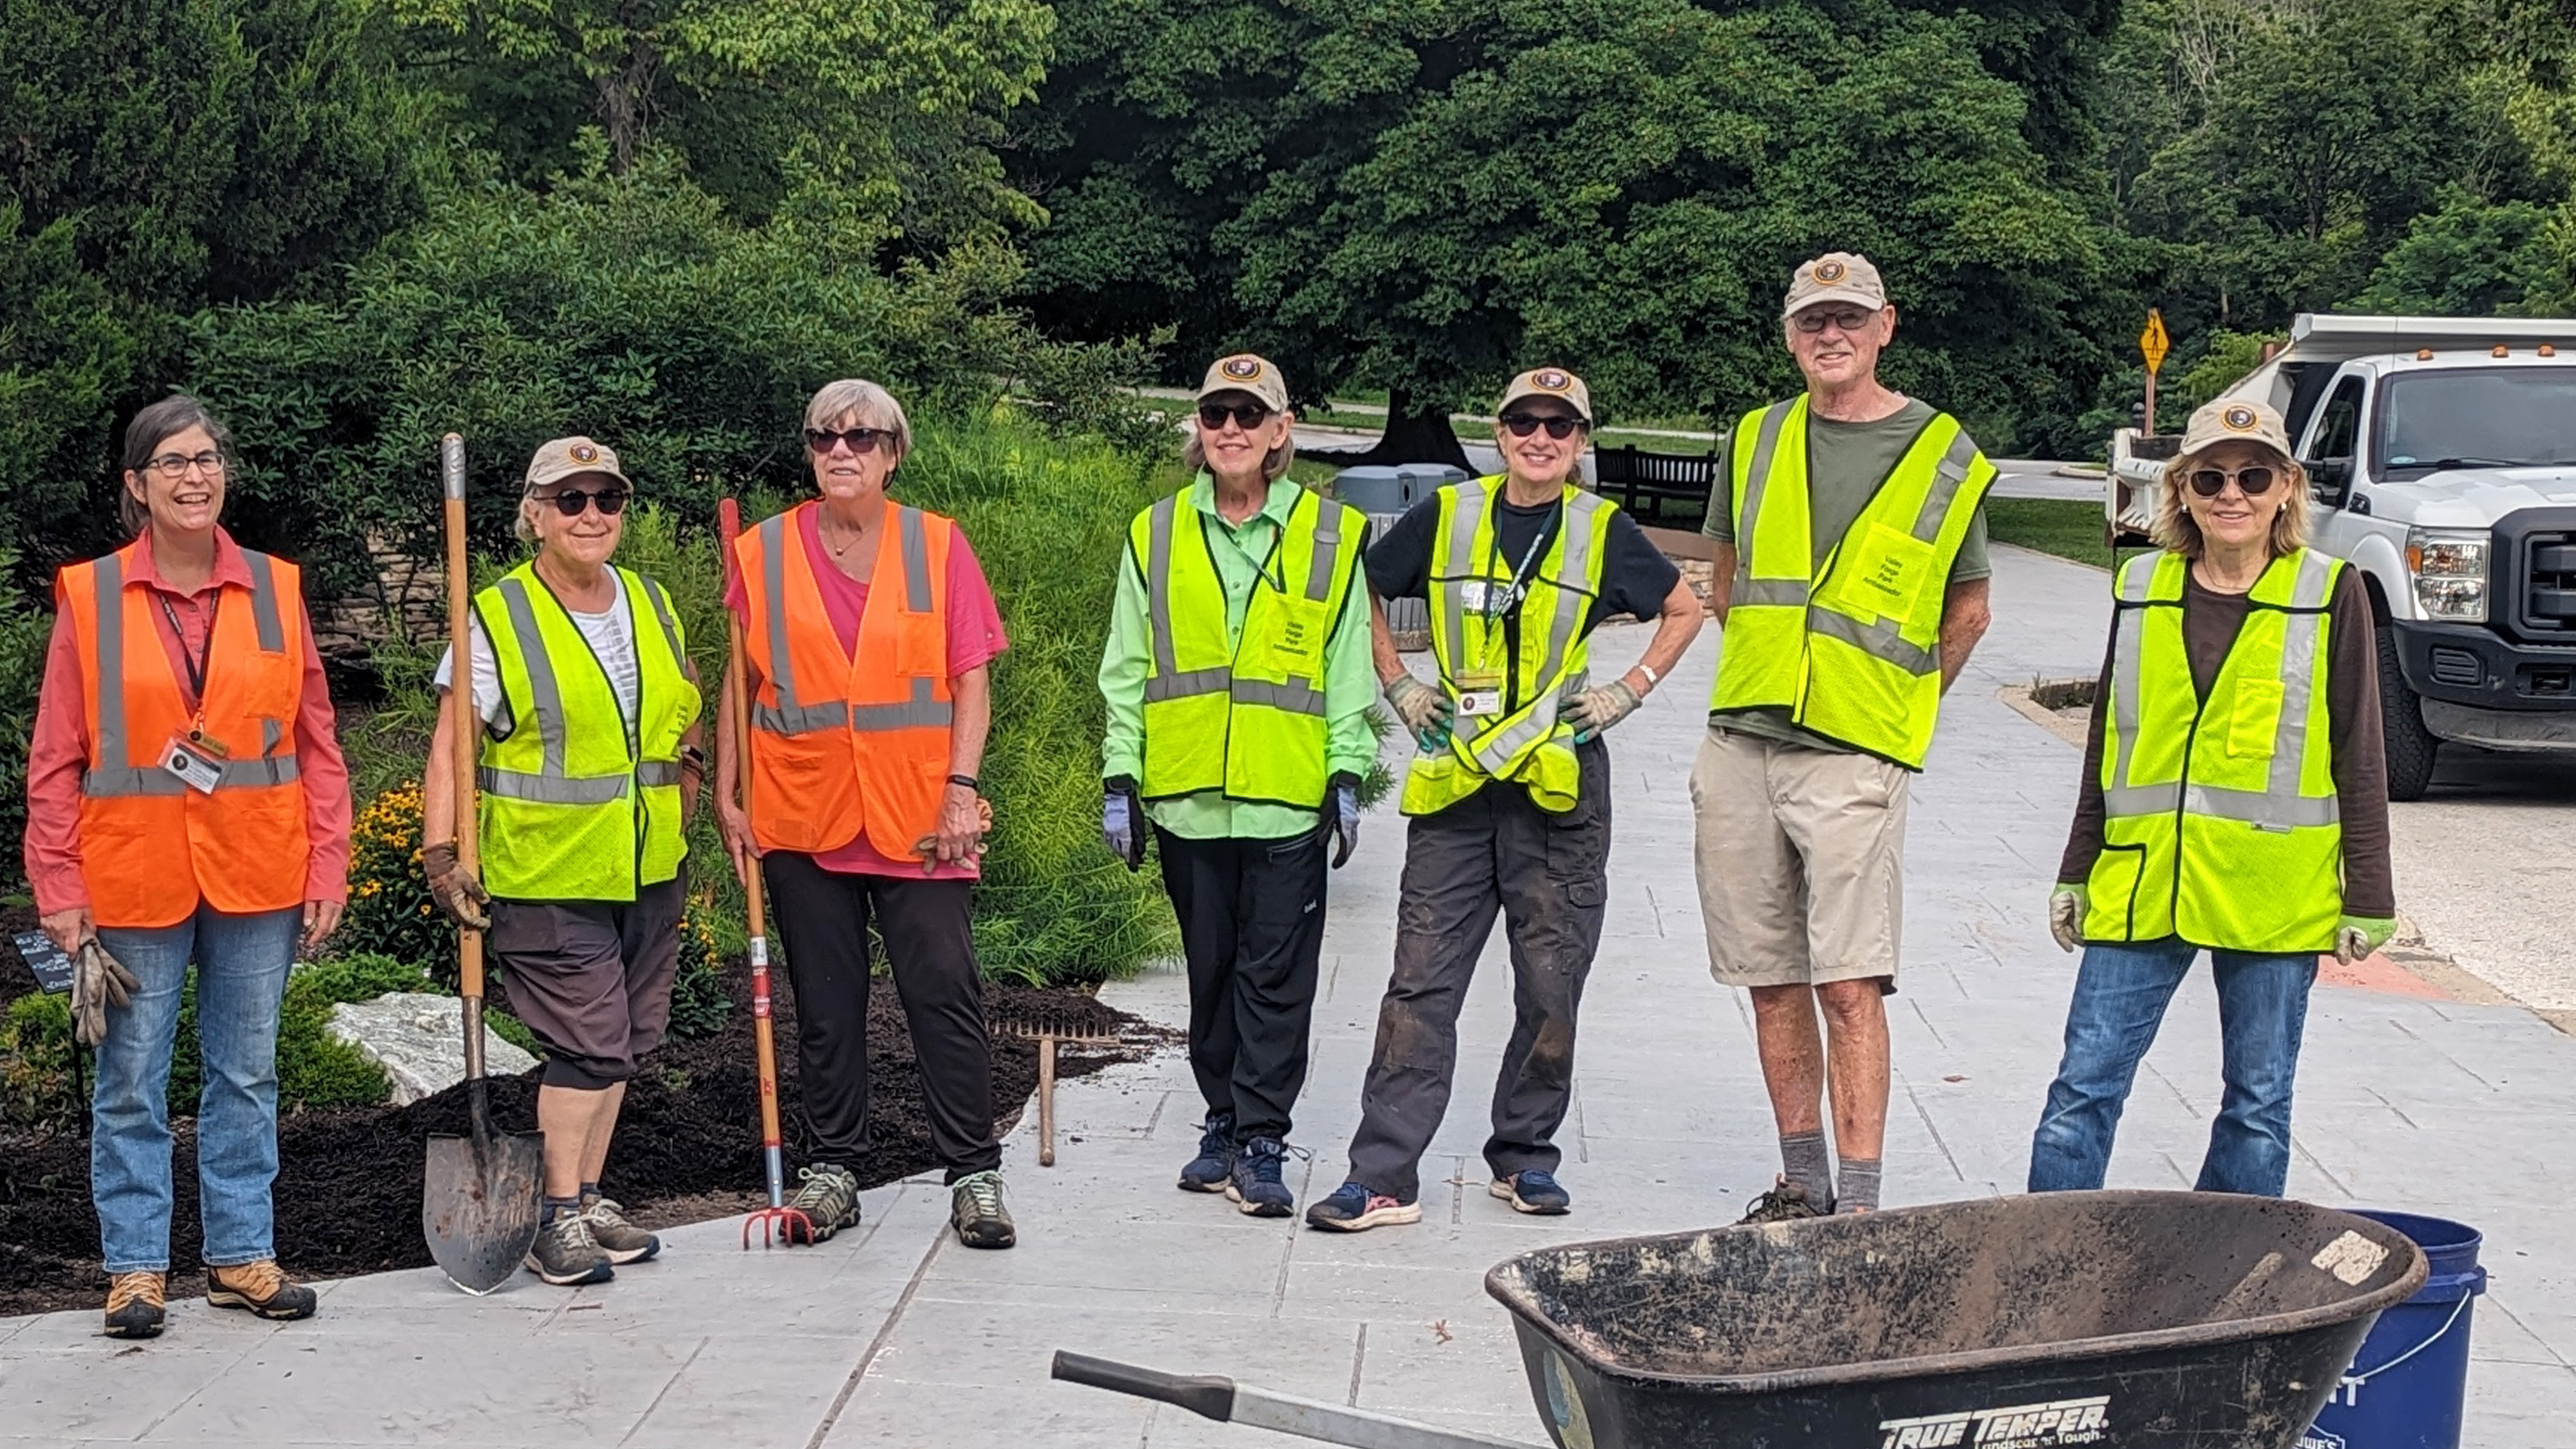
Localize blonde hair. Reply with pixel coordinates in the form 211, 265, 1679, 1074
2153, 450, 2309, 560
1182, 423, 1296, 484
804, 378, 913, 459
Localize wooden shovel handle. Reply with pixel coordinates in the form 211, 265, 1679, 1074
442, 434, 485, 1004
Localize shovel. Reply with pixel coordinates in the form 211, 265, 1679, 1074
421, 431, 547, 1293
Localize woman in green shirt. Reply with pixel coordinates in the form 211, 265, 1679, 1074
1096, 353, 1378, 1217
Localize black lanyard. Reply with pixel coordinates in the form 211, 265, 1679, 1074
1480, 497, 1558, 623
157, 592, 222, 705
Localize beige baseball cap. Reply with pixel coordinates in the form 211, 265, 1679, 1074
1196, 353, 1290, 413
1782, 252, 1887, 318
2169, 397, 2296, 470
1497, 366, 1593, 423
526, 436, 629, 492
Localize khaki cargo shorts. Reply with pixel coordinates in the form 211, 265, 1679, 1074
1689, 726, 1907, 991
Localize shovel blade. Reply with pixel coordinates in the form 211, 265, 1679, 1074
422, 1128, 547, 1293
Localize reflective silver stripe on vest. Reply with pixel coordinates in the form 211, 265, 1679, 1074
750, 513, 849, 735
1144, 495, 1184, 681
637, 760, 683, 787
898, 506, 931, 612
1232, 678, 1326, 717
1729, 400, 1798, 595
90, 553, 130, 785
1144, 666, 1231, 703
640, 577, 684, 663
1808, 607, 1937, 675
86, 757, 303, 797
2268, 550, 2337, 806
2104, 558, 2158, 810
1303, 494, 1343, 604
1538, 489, 1606, 704
496, 577, 568, 778
850, 676, 952, 731
1437, 478, 1490, 672
478, 767, 629, 805
1734, 579, 1810, 608
83, 549, 297, 799
1910, 426, 1983, 540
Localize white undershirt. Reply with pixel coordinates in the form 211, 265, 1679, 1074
436, 588, 639, 747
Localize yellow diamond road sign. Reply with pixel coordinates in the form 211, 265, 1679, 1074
2140, 309, 2171, 376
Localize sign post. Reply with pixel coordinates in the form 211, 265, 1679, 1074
2139, 309, 2171, 436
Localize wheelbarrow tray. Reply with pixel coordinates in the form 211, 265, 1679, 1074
1484, 1191, 2426, 1449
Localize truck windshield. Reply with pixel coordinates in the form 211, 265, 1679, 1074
2380, 367, 2576, 476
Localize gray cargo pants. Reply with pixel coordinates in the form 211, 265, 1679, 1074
1343, 738, 1611, 1202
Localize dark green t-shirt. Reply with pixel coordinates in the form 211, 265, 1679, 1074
1701, 397, 1990, 753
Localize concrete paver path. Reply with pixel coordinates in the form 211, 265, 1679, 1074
5, 544, 2571, 1447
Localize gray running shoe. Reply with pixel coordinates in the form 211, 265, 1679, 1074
1736, 1177, 1831, 1224
784, 1164, 861, 1243
525, 1213, 615, 1285
580, 1192, 662, 1264
950, 1170, 1016, 1249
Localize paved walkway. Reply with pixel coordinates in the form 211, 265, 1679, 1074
5, 545, 2571, 1446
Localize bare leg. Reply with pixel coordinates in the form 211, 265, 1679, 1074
578, 1081, 627, 1187
537, 1084, 613, 1200
1814, 981, 1890, 1160
1748, 983, 1826, 1134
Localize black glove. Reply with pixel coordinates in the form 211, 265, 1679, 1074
1322, 771, 1361, 869
1102, 776, 1146, 870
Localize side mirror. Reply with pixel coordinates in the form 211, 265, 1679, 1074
2308, 458, 2353, 503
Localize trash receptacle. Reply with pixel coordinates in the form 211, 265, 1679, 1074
1365, 510, 1431, 651
2301, 1209, 2485, 1449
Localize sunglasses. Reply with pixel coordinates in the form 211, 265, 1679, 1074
1792, 307, 1877, 334
543, 484, 629, 517
2186, 467, 2277, 498
1500, 413, 1585, 440
1197, 401, 1273, 430
804, 427, 895, 456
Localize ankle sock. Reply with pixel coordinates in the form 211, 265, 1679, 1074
579, 1181, 599, 1202
541, 1194, 581, 1225
1836, 1158, 1881, 1214
1780, 1132, 1834, 1205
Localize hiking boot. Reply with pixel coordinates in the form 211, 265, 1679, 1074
1225, 1137, 1296, 1218
783, 1163, 861, 1244
1178, 1111, 1237, 1193
524, 1213, 616, 1286
1303, 1182, 1420, 1233
104, 1271, 166, 1339
1736, 1177, 1831, 1224
1490, 1169, 1572, 1215
580, 1192, 662, 1265
206, 1261, 317, 1321
950, 1170, 1015, 1249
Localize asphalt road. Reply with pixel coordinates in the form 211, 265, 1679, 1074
2389, 747, 2576, 1014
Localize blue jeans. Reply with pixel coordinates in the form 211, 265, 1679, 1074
2028, 937, 2318, 1197
92, 905, 300, 1273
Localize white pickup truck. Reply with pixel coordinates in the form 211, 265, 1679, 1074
2108, 313, 2576, 799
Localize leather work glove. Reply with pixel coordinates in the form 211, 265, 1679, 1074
2048, 885, 2086, 953
71, 938, 140, 1048
1322, 771, 1362, 869
1565, 679, 1643, 740
2335, 915, 2399, 965
422, 840, 492, 931
913, 795, 995, 871
1102, 776, 1146, 871
1382, 674, 1454, 752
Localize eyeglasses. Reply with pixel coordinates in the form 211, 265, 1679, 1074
1500, 413, 1585, 440
1197, 402, 1273, 430
2186, 467, 2277, 498
804, 427, 895, 456
542, 485, 630, 517
1791, 307, 1877, 335
145, 451, 226, 479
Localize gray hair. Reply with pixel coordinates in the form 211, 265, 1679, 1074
119, 394, 234, 538
1182, 407, 1296, 484
2153, 451, 2309, 562
804, 378, 912, 459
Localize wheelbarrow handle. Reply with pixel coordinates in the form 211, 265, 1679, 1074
1052, 1351, 1549, 1449
1052, 1351, 1236, 1421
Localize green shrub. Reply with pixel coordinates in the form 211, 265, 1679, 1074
335, 780, 448, 975
0, 992, 77, 1128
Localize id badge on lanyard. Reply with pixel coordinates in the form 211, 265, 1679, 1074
157, 593, 230, 794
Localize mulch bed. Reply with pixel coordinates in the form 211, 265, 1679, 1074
0, 954, 1157, 1317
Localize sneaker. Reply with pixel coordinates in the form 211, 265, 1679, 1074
1736, 1177, 1831, 1224
104, 1270, 166, 1339
206, 1260, 317, 1321
1225, 1137, 1296, 1218
1490, 1170, 1572, 1215
783, 1163, 861, 1243
524, 1213, 616, 1286
950, 1170, 1016, 1249
1178, 1111, 1237, 1193
1303, 1182, 1421, 1233
580, 1192, 662, 1265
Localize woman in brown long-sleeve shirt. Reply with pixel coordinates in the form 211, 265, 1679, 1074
2028, 397, 2395, 1198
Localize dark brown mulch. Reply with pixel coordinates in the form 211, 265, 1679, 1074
0, 965, 1153, 1316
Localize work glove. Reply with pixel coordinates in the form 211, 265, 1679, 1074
1382, 674, 1454, 752
71, 938, 139, 1048
2335, 915, 2399, 965
1322, 771, 1362, 869
1102, 776, 1146, 871
1565, 679, 1643, 740
422, 840, 491, 931
2048, 885, 2086, 953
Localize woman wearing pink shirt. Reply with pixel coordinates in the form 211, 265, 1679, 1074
714, 378, 1016, 1250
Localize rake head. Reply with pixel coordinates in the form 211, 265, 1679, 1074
742, 1204, 817, 1250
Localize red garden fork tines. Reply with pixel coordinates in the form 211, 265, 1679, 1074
722, 498, 814, 1251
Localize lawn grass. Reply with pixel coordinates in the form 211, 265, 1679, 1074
1986, 498, 2121, 570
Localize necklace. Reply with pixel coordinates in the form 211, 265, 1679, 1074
820, 514, 868, 558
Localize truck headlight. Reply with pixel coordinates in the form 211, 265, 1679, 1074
2406, 528, 2489, 622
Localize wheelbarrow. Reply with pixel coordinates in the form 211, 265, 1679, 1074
1053, 1190, 2426, 1448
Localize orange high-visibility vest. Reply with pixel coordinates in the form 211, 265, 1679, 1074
733, 501, 954, 859
60, 542, 311, 928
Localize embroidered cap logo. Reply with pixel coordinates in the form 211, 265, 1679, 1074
1533, 368, 1571, 391
1815, 260, 1848, 284
569, 443, 599, 463
1223, 357, 1263, 380
2222, 406, 2259, 432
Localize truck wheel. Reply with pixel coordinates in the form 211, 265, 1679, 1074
2377, 623, 2440, 800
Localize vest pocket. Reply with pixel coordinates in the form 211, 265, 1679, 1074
1831, 521, 1936, 622
2086, 841, 2148, 941
2225, 679, 2285, 759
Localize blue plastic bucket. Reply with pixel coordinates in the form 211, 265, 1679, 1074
2299, 1211, 2485, 1449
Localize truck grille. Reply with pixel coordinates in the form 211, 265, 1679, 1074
2528, 534, 2576, 635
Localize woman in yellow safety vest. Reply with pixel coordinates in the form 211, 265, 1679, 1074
421, 436, 705, 1288
2030, 397, 2397, 1197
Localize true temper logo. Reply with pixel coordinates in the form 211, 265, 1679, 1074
1878, 1395, 2111, 1448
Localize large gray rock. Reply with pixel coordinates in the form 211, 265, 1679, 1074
327, 991, 538, 1105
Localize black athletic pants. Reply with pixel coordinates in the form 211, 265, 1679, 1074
761, 852, 1001, 1182
1155, 827, 1329, 1143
